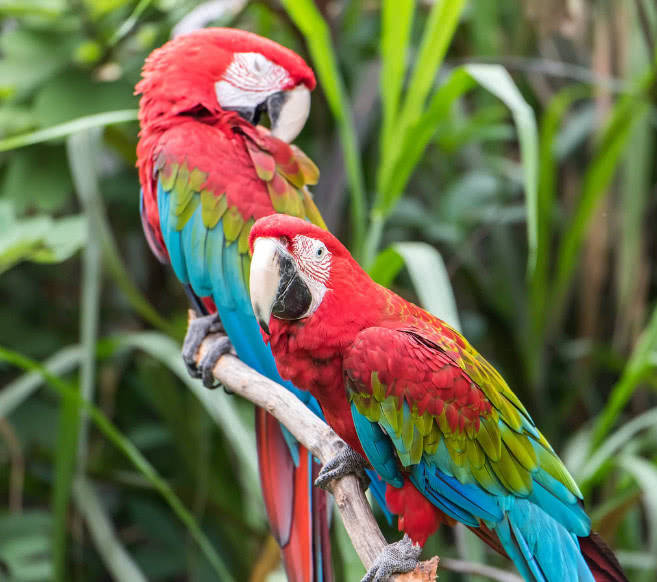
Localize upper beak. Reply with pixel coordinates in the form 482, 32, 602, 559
249, 238, 312, 335
267, 85, 311, 143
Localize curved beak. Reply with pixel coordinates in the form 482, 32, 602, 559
249, 238, 312, 335
267, 85, 311, 143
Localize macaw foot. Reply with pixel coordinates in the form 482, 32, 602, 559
182, 313, 232, 389
361, 535, 421, 582
314, 444, 369, 491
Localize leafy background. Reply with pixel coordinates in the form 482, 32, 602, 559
1, 0, 656, 581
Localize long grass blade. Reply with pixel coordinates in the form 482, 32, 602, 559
377, 68, 475, 216
377, 0, 466, 203
394, 0, 466, 137
67, 130, 102, 471
65, 130, 178, 337
52, 392, 79, 581
464, 65, 538, 276
0, 346, 235, 582
73, 477, 148, 582
618, 456, 657, 560
0, 110, 138, 152
578, 406, 657, 487
281, 0, 367, 257
529, 86, 589, 368
591, 303, 657, 448
550, 70, 655, 322
379, 0, 416, 164
0, 346, 82, 418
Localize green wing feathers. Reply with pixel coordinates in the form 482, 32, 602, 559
345, 326, 582, 500
243, 135, 325, 228
158, 132, 324, 244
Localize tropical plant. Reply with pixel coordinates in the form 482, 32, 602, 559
1, 1, 656, 580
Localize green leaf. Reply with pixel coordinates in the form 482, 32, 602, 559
376, 0, 468, 218
376, 68, 475, 216
379, 0, 416, 164
591, 305, 657, 449
65, 129, 177, 338
0, 110, 139, 152
0, 28, 74, 98
0, 511, 53, 581
280, 0, 367, 257
0, 202, 86, 274
578, 406, 657, 486
34, 72, 137, 126
528, 86, 589, 366
0, 0, 65, 18
463, 64, 539, 276
0, 345, 82, 418
368, 246, 405, 288
395, 0, 466, 136
2, 145, 74, 212
114, 332, 260, 492
32, 215, 87, 263
0, 105, 37, 137
368, 64, 535, 267
617, 456, 657, 557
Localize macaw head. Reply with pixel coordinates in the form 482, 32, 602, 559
136, 28, 316, 143
248, 215, 371, 336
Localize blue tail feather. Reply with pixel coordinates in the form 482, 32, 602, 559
492, 498, 594, 582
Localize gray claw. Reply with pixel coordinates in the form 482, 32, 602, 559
314, 444, 369, 491
361, 535, 421, 582
199, 335, 232, 388
182, 314, 229, 387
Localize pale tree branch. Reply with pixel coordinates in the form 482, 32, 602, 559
193, 318, 521, 582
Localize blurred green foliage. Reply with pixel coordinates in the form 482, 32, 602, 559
1, 1, 657, 581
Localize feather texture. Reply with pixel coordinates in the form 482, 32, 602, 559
251, 215, 627, 582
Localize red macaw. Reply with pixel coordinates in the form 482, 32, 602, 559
135, 29, 393, 581
248, 214, 628, 582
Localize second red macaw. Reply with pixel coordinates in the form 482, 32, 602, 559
248, 214, 628, 582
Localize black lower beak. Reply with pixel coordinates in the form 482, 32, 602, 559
224, 105, 261, 125
265, 91, 286, 130
224, 91, 285, 129
272, 252, 312, 321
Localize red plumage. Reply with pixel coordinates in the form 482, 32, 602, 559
136, 28, 316, 260
136, 30, 329, 582
250, 215, 627, 581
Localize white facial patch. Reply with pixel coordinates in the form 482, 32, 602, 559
215, 52, 291, 109
291, 235, 331, 317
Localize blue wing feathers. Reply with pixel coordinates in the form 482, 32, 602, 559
351, 405, 404, 487
497, 500, 594, 582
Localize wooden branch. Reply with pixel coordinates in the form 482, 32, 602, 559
192, 316, 521, 582
193, 323, 436, 581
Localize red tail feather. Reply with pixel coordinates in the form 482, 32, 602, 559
256, 408, 333, 581
579, 532, 627, 582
